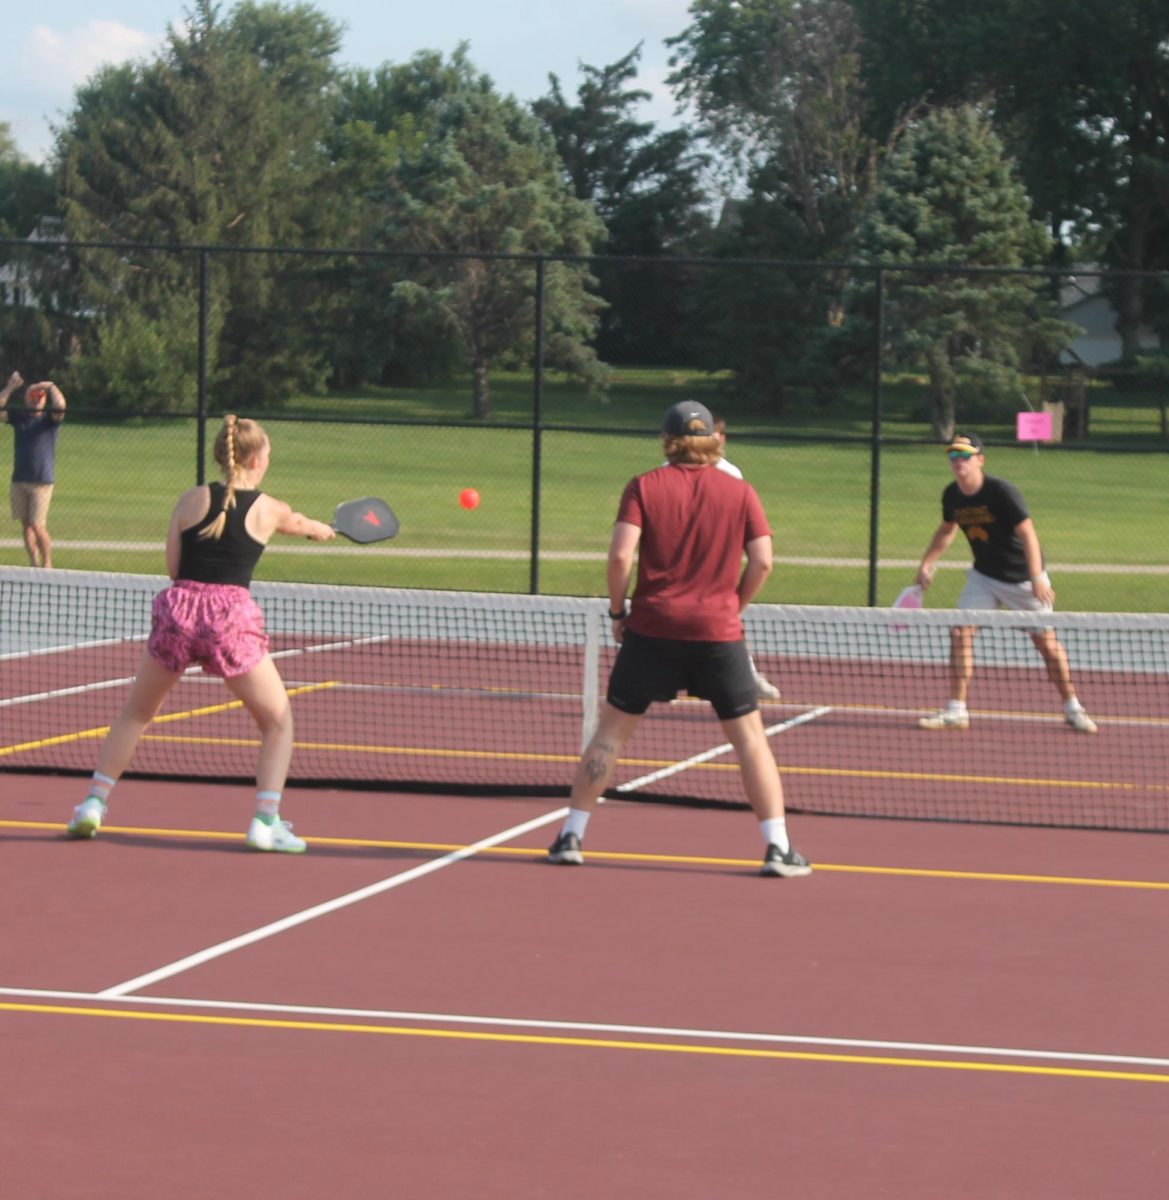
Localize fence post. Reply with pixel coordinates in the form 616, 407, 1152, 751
867, 267, 885, 607
529, 256, 545, 594
196, 249, 209, 484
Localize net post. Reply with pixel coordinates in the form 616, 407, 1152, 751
580, 602, 602, 752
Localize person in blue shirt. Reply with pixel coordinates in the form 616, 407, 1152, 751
0, 370, 67, 568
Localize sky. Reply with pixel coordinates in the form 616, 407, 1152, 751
2, 0, 698, 165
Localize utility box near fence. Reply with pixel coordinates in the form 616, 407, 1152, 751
1040, 370, 1089, 441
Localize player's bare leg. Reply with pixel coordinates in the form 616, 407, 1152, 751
1031, 629, 1097, 732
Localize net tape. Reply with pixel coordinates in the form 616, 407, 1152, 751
3, 568, 1167, 831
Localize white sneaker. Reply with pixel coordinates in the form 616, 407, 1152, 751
755, 673, 781, 701
917, 708, 969, 731
66, 796, 106, 839
246, 816, 307, 854
1065, 708, 1098, 734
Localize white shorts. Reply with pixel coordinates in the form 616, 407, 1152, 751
957, 567, 1053, 613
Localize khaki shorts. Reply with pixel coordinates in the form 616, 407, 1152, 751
10, 481, 54, 526
957, 567, 1053, 613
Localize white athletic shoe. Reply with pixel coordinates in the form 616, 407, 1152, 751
1065, 708, 1098, 734
754, 673, 781, 701
245, 816, 307, 854
66, 796, 106, 839
917, 708, 970, 731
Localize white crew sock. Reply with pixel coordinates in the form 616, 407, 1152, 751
760, 817, 790, 853
562, 808, 591, 840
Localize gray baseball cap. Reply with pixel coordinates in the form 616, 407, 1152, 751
662, 400, 715, 436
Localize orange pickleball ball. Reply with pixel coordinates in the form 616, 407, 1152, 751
459, 487, 481, 510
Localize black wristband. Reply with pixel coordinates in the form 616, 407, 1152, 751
608, 607, 627, 620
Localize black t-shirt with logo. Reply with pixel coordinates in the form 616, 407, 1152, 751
941, 474, 1039, 583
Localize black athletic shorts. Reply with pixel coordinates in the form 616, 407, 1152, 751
606, 629, 758, 720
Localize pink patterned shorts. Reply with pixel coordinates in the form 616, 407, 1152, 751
147, 580, 269, 678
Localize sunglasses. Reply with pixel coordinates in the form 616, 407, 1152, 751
947, 450, 977, 460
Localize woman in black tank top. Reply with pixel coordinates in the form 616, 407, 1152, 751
66, 415, 336, 853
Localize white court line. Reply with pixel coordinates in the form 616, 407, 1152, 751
2, 986, 1165, 1070
616, 706, 833, 793
270, 634, 394, 659
0, 677, 139, 708
0, 636, 144, 663
94, 806, 571, 999
84, 707, 828, 997
11, 703, 829, 998
0, 633, 398, 712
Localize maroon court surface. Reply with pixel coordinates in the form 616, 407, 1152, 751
4, 775, 1169, 1199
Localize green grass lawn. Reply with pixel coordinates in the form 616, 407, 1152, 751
2, 371, 1165, 612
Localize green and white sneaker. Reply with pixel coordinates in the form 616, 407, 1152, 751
66, 796, 107, 839
245, 816, 307, 854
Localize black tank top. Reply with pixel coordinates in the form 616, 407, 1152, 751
177, 482, 266, 587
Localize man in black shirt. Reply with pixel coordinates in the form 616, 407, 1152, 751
914, 432, 1096, 733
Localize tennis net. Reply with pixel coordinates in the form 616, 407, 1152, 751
2, 567, 1167, 831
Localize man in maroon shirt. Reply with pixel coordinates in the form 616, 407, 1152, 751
548, 401, 811, 878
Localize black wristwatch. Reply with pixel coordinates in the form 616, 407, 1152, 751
608, 606, 627, 620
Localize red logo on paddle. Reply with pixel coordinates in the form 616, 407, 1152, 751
362, 510, 381, 526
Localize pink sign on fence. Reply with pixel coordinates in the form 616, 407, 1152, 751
1016, 410, 1053, 441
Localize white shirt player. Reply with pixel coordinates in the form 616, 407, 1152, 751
659, 456, 743, 478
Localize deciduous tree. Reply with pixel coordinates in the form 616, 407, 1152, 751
533, 46, 711, 364
379, 57, 607, 417
57, 0, 345, 410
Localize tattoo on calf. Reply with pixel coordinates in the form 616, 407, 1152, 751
584, 740, 616, 783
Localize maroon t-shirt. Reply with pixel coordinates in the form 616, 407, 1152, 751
616, 463, 771, 642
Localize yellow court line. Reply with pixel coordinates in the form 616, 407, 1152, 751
660, 693, 1169, 724
778, 765, 1169, 792
14, 728, 1158, 795
0, 682, 338, 758
3, 685, 1165, 792
5, 821, 1169, 889
1, 1002, 1165, 1083
140, 735, 583, 766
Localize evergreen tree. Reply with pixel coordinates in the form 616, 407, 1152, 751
850, 0, 1169, 357
0, 124, 57, 238
0, 123, 75, 382
851, 106, 1070, 439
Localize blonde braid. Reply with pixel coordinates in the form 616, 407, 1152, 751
198, 414, 240, 542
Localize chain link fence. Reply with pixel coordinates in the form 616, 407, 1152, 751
1, 237, 1166, 609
